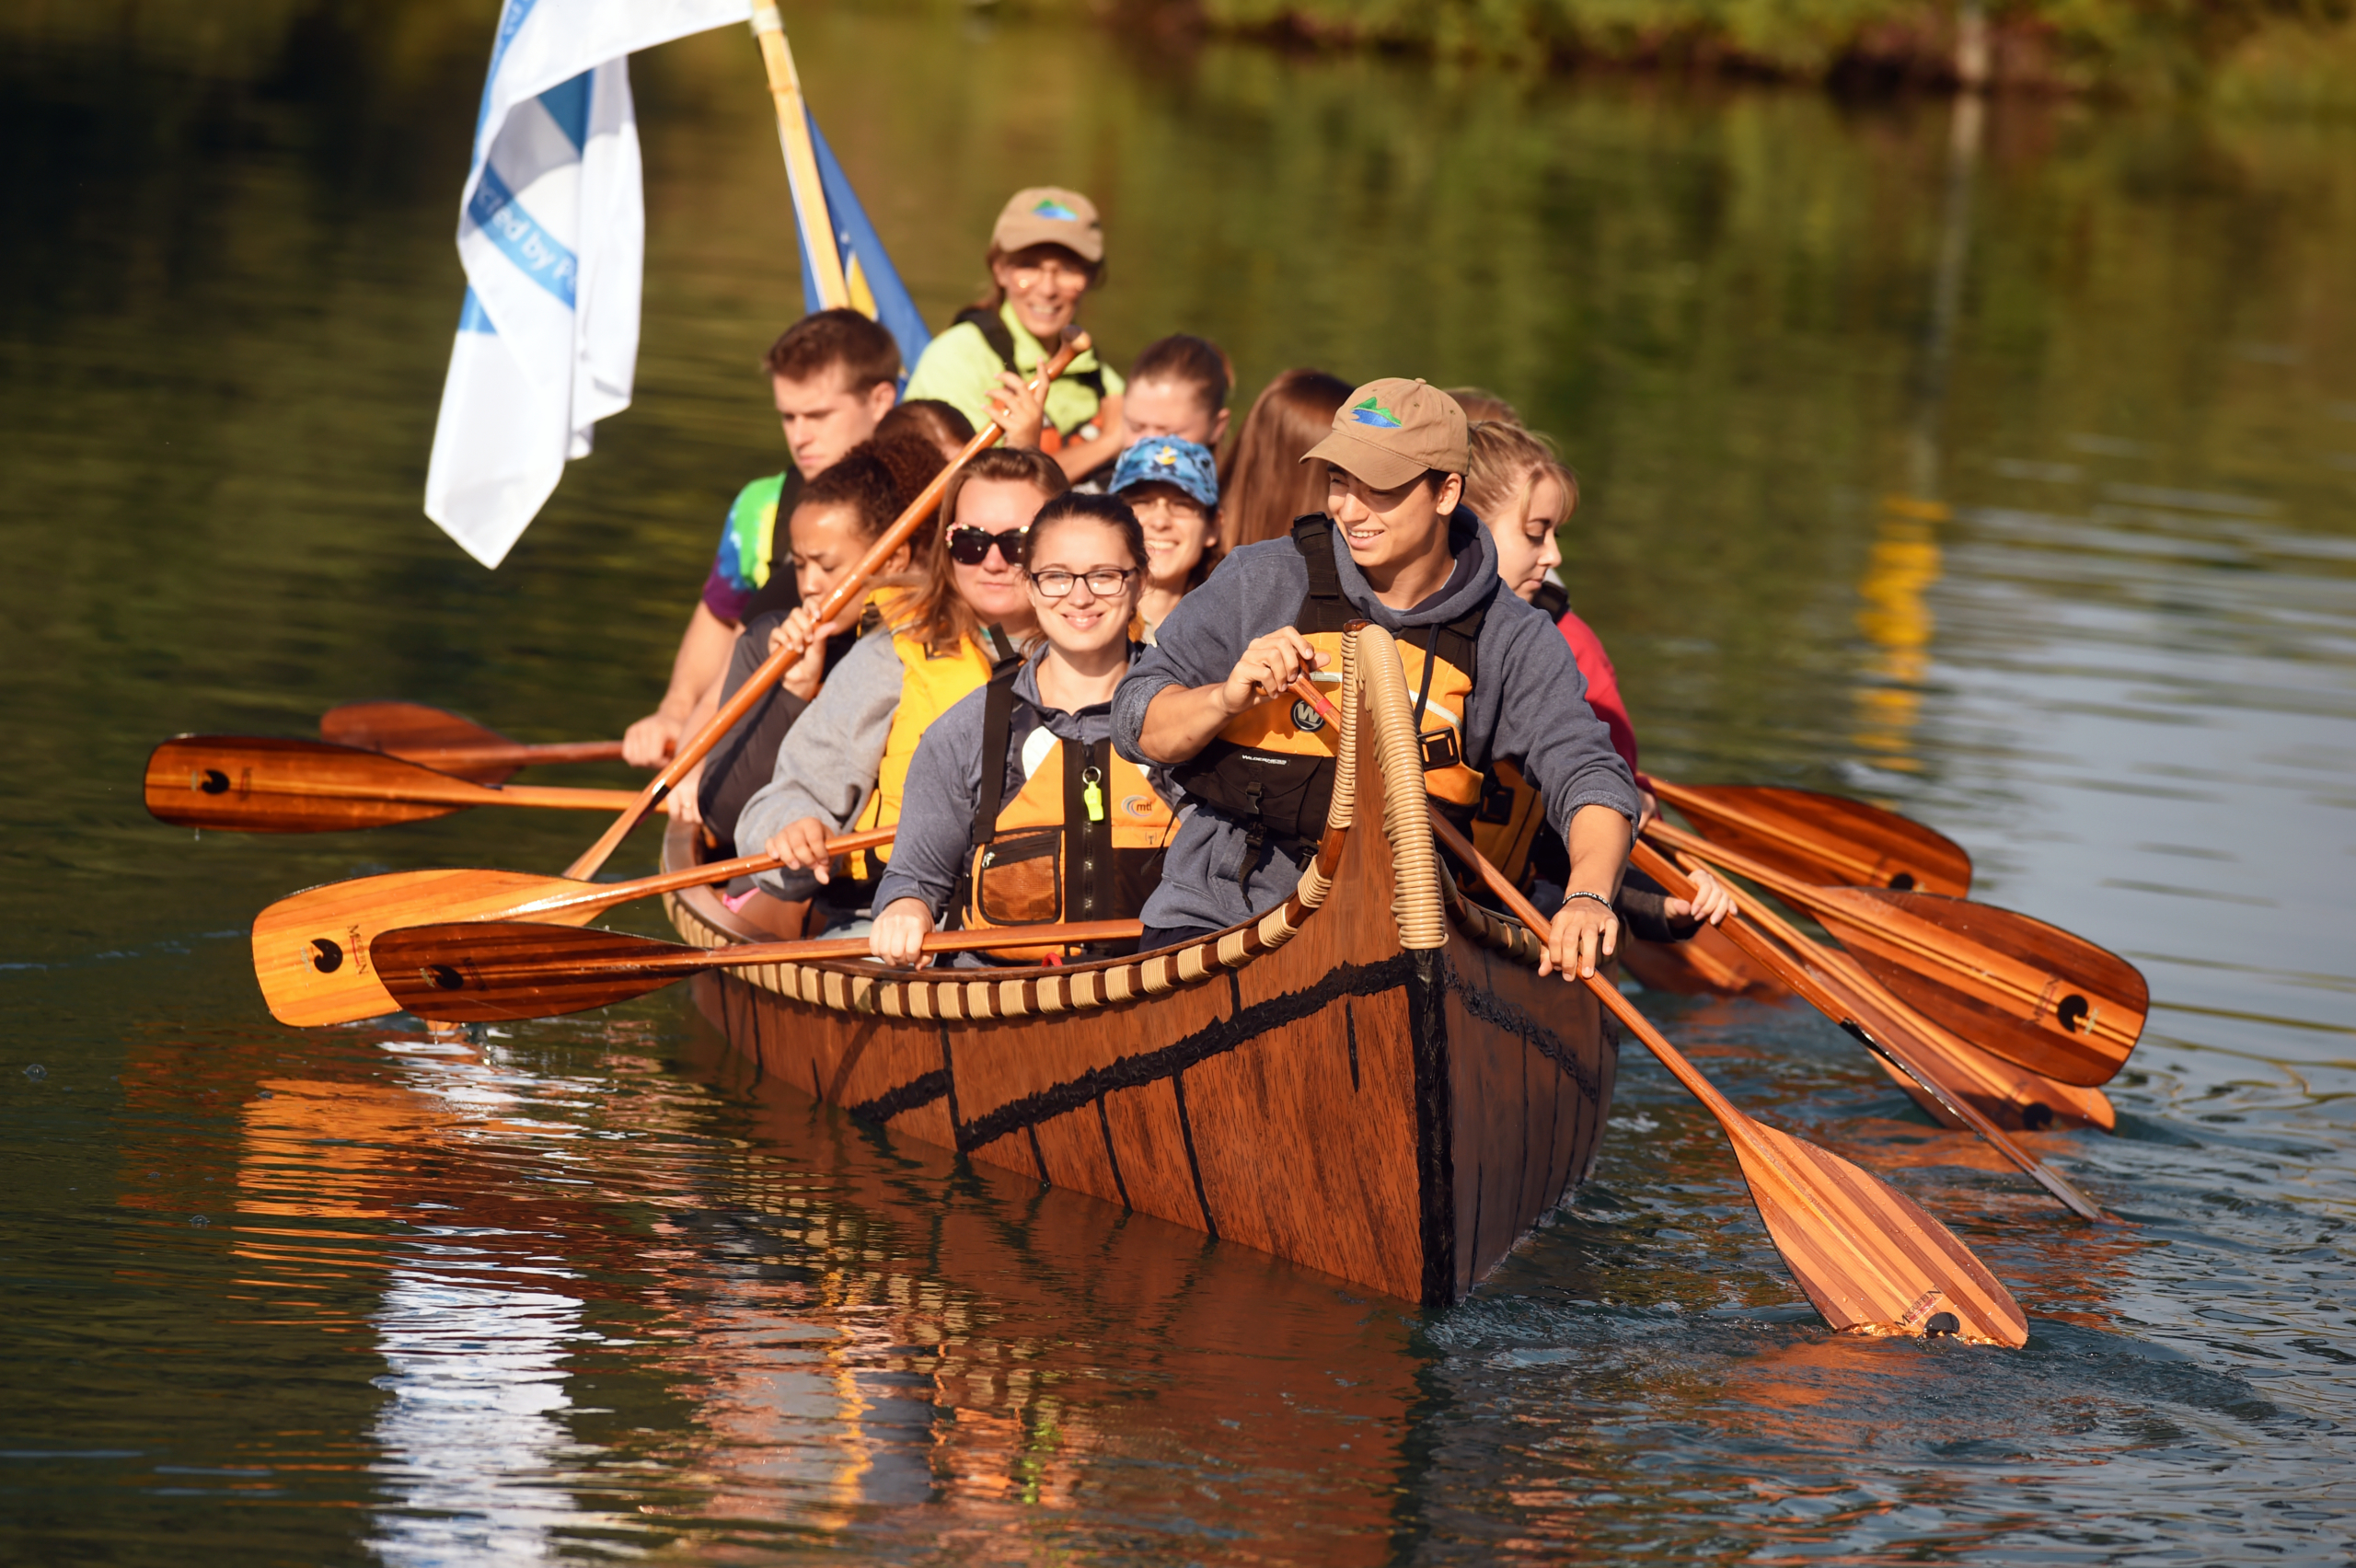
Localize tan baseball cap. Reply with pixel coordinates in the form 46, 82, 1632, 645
1303, 378, 1470, 490
990, 187, 1104, 264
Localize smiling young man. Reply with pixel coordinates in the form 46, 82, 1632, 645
1113, 377, 1641, 981
621, 309, 902, 767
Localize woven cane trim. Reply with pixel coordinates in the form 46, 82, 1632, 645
1443, 879, 1547, 968
1353, 623, 1447, 951
659, 622, 1454, 1016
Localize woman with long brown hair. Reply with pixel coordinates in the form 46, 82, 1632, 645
734, 445, 1069, 935
1215, 368, 1352, 550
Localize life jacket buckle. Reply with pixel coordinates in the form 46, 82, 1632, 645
1419, 727, 1461, 772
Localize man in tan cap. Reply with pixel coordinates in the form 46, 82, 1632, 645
904, 186, 1125, 480
1114, 377, 1640, 981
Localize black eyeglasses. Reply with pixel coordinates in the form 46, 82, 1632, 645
946, 525, 1028, 566
1028, 567, 1138, 599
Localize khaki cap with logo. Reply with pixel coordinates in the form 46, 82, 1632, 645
1303, 378, 1470, 490
990, 187, 1104, 264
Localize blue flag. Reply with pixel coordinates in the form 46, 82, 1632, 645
796, 110, 929, 386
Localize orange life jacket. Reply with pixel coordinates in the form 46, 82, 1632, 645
953, 658, 1174, 962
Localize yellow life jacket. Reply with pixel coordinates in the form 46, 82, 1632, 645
955, 659, 1174, 962
1166, 514, 1552, 890
848, 622, 1016, 882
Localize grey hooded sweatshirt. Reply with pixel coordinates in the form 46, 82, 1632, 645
1111, 516, 1641, 934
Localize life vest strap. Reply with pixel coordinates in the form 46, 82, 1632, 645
952, 306, 1106, 433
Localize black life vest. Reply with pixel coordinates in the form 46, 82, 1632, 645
949, 655, 1174, 962
951, 306, 1108, 436
1170, 514, 1511, 885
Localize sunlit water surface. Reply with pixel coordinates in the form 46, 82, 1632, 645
3, 4, 2352, 1562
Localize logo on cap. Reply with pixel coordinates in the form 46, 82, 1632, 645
1032, 199, 1081, 221
1153, 445, 1178, 466
1349, 396, 1403, 430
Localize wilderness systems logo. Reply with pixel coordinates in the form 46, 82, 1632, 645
1349, 396, 1402, 429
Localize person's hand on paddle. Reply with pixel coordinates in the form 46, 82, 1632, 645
1665, 863, 1734, 927
987, 369, 1047, 452
664, 760, 705, 826
768, 603, 857, 703
1542, 891, 1619, 981
1221, 630, 1328, 716
870, 897, 936, 968
621, 711, 678, 769
764, 815, 840, 883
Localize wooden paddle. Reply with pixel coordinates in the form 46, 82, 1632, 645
1647, 778, 1974, 897
320, 700, 626, 784
370, 917, 1146, 1023
1650, 820, 2146, 1089
146, 736, 642, 835
1628, 840, 2112, 1222
1429, 809, 2027, 1345
560, 328, 1091, 883
249, 827, 893, 1029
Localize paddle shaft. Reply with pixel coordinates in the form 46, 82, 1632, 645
1631, 839, 2110, 1222
1427, 811, 1750, 1126
381, 739, 627, 771
510, 827, 895, 922
562, 330, 1091, 882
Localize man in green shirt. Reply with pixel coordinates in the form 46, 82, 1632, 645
622, 309, 902, 767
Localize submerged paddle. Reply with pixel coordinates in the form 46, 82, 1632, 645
1430, 810, 2027, 1345
321, 700, 626, 784
1647, 778, 1974, 897
1628, 841, 2112, 1222
249, 826, 893, 1028
1650, 821, 2147, 1089
147, 736, 641, 835
560, 328, 1091, 883
370, 917, 1147, 1023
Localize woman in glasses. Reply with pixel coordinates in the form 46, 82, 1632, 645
903, 187, 1126, 483
735, 447, 1070, 936
866, 493, 1173, 967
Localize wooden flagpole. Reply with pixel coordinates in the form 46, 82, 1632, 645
750, 5, 850, 310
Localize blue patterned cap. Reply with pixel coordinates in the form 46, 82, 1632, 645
1109, 437, 1219, 512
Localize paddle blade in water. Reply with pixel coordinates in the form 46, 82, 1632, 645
374, 921, 702, 1023
251, 869, 606, 1027
321, 701, 519, 783
148, 736, 468, 834
1735, 1120, 2029, 1346
1657, 781, 1973, 897
1809, 887, 2148, 1088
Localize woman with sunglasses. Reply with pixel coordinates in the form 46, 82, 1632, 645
735, 447, 1071, 936
903, 187, 1126, 483
867, 493, 1173, 967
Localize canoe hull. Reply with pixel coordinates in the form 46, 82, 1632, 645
663, 627, 1615, 1305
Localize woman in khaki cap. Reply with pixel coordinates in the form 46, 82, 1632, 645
904, 186, 1126, 483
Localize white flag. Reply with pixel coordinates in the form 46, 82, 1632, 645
426, 0, 752, 568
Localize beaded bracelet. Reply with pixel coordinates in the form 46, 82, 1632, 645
1562, 890, 1614, 913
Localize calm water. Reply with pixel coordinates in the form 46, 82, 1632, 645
5, 4, 2354, 1562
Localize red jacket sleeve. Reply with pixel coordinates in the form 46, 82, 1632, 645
1556, 610, 1639, 774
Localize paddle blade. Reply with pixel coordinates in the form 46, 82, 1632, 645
322, 701, 518, 784
373, 921, 701, 1023
1660, 782, 1973, 896
1813, 888, 2147, 1088
146, 736, 469, 834
251, 869, 604, 1027
1734, 1119, 2028, 1346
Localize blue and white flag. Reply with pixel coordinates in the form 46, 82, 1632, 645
426, 0, 751, 568
798, 113, 929, 386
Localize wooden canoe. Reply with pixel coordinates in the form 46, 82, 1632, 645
657, 624, 1616, 1307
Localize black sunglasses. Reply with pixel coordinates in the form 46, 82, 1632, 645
946, 525, 1028, 567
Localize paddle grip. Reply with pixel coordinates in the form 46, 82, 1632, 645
561, 330, 1091, 881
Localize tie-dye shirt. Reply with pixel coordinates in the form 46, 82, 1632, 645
699, 470, 803, 625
